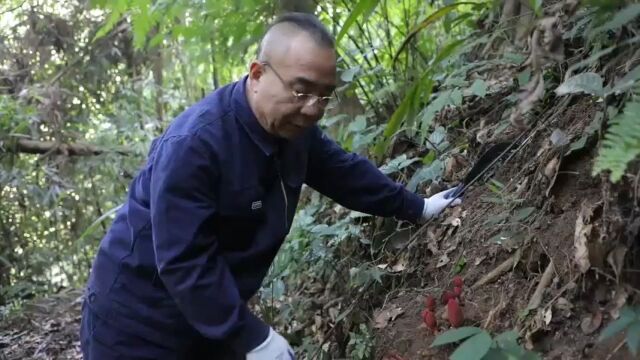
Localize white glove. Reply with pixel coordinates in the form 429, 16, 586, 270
246, 327, 295, 360
422, 185, 462, 220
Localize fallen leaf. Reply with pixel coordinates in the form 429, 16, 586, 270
544, 307, 553, 325
474, 256, 487, 266
391, 260, 407, 273
544, 157, 560, 179
607, 244, 628, 281
574, 201, 603, 273
374, 306, 405, 329
581, 311, 603, 334
554, 297, 573, 318
427, 227, 440, 254
442, 216, 462, 227
437, 253, 451, 268
608, 288, 629, 319
444, 154, 468, 181
574, 222, 593, 273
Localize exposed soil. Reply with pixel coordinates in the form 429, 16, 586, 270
0, 289, 82, 360
373, 97, 640, 359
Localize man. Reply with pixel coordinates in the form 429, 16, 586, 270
80, 12, 461, 360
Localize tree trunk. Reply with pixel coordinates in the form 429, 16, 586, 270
151, 27, 165, 125
8, 139, 128, 156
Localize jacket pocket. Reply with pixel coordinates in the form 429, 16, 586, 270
215, 184, 266, 251
217, 184, 266, 218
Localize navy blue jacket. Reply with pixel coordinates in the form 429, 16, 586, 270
85, 76, 424, 354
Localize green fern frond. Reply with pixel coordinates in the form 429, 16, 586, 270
593, 100, 640, 182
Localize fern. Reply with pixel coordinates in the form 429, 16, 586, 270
593, 100, 640, 182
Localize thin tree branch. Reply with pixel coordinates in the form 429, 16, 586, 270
6, 138, 129, 156
0, 0, 26, 15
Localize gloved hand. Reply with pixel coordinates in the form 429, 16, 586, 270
421, 185, 462, 220
246, 327, 295, 360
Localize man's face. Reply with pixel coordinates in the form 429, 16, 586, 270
248, 33, 337, 139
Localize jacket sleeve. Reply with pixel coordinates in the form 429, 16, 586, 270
305, 127, 425, 222
149, 134, 269, 353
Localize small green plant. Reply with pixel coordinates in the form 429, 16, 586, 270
592, 99, 640, 183
347, 323, 374, 360
598, 305, 640, 356
430, 327, 540, 360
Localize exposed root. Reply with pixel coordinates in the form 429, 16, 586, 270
527, 260, 555, 311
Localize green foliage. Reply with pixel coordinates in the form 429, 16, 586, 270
374, 76, 431, 159
588, 3, 640, 39
431, 326, 483, 346
337, 0, 380, 42
599, 306, 640, 356
432, 327, 541, 360
555, 72, 604, 97
347, 323, 374, 360
394, 1, 487, 62
593, 99, 640, 182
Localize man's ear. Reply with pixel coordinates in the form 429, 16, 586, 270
248, 61, 264, 81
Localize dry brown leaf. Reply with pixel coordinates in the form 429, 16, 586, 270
544, 307, 553, 325
427, 227, 440, 254
373, 306, 405, 329
544, 156, 560, 179
436, 253, 451, 268
574, 201, 602, 273
608, 287, 629, 319
442, 215, 462, 227
580, 311, 602, 334
391, 260, 407, 273
554, 297, 573, 318
444, 154, 468, 181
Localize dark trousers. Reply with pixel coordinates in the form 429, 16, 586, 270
80, 301, 242, 360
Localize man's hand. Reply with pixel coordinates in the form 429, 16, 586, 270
246, 327, 295, 360
421, 185, 462, 220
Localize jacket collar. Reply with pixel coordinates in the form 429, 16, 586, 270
232, 75, 278, 157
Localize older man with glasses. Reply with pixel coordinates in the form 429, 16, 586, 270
80, 12, 462, 360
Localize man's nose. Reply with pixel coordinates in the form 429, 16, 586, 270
300, 101, 324, 119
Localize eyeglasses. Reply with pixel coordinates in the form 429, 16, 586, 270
260, 61, 335, 108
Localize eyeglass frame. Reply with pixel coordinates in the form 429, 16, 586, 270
259, 61, 337, 108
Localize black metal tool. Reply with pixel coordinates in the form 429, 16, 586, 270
446, 141, 512, 199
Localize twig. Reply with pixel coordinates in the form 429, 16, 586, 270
540, 273, 581, 315
471, 249, 522, 290
592, 268, 640, 296
605, 338, 627, 360
483, 294, 507, 329
0, 1, 25, 15
527, 260, 555, 311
